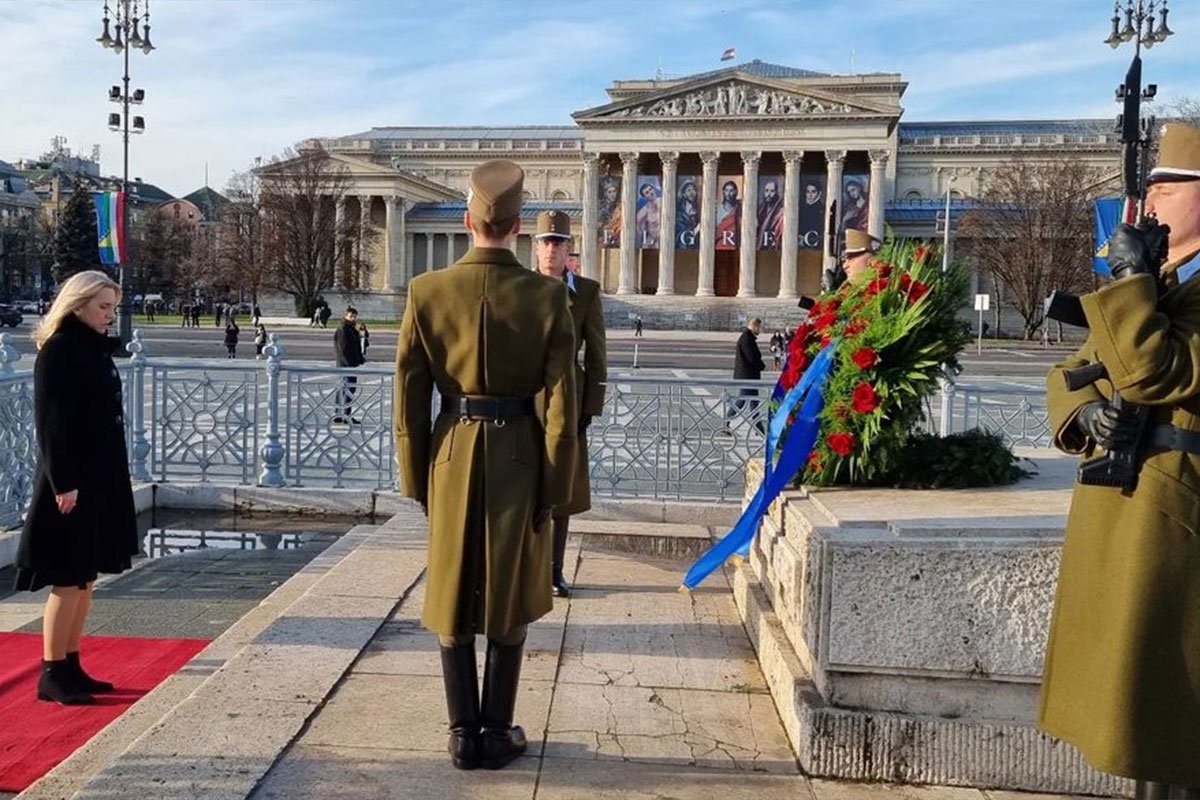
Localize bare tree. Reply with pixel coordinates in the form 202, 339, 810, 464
960, 157, 1102, 339
257, 146, 371, 316
127, 211, 194, 299
218, 166, 268, 305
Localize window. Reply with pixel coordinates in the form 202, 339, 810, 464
904, 190, 923, 200
522, 190, 534, 200
551, 189, 569, 201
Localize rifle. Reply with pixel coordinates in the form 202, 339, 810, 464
821, 200, 845, 293
1045, 43, 1163, 491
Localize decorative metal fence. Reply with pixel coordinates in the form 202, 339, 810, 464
0, 330, 1052, 531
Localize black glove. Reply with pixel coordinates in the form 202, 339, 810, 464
532, 507, 551, 531
1075, 400, 1139, 449
1107, 219, 1170, 280
578, 415, 593, 436
821, 266, 846, 293
420, 500, 428, 517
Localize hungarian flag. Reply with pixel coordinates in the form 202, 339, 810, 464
720, 47, 736, 61
94, 191, 126, 265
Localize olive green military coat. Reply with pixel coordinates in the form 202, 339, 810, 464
1039, 253, 1200, 783
394, 247, 578, 638
556, 273, 606, 515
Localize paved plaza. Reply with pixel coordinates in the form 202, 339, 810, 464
2, 506, 1095, 800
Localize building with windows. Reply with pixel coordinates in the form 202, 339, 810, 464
270, 60, 1120, 321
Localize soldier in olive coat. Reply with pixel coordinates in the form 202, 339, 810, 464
1040, 123, 1200, 793
395, 160, 577, 771
533, 210, 607, 597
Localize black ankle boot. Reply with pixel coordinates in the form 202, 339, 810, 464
480, 637, 527, 770
551, 517, 571, 598
37, 659, 95, 705
439, 643, 480, 770
67, 651, 114, 693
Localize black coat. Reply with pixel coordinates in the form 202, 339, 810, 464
733, 329, 766, 379
334, 321, 364, 367
15, 316, 138, 591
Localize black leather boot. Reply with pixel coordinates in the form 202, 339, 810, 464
1135, 782, 1170, 800
479, 637, 527, 770
551, 516, 571, 598
37, 659, 94, 705
439, 642, 480, 770
67, 651, 114, 693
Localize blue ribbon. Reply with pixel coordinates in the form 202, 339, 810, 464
1176, 250, 1200, 284
682, 342, 838, 589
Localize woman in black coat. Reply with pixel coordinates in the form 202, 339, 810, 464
14, 270, 139, 705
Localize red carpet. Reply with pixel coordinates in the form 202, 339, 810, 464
0, 632, 209, 792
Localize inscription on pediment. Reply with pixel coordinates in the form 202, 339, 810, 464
611, 82, 857, 119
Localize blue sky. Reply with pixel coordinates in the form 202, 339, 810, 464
5, 0, 1200, 197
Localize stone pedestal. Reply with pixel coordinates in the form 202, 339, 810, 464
732, 453, 1131, 796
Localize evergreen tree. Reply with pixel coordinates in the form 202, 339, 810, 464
53, 184, 101, 283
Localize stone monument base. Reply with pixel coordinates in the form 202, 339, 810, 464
732, 451, 1131, 796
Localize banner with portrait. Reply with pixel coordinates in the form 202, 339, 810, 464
635, 175, 662, 249
715, 175, 743, 250
798, 174, 825, 250
841, 173, 870, 233
598, 175, 621, 249
755, 175, 784, 250
675, 174, 702, 250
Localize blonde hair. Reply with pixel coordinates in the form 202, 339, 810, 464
34, 270, 121, 350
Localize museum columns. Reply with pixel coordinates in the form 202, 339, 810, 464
581, 152, 601, 281
334, 197, 347, 288
426, 232, 434, 273
696, 151, 719, 297
657, 151, 678, 296
868, 149, 889, 240
779, 150, 802, 299
823, 150, 846, 273
737, 150, 760, 298
617, 152, 639, 295
384, 195, 405, 291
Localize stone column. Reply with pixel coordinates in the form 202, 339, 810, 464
425, 233, 434, 273
357, 196, 372, 289
657, 151, 678, 296
617, 152, 639, 295
779, 150, 803, 299
823, 150, 846, 274
868, 149, 889, 240
737, 150, 760, 298
697, 151, 719, 297
384, 196, 405, 291
581, 152, 601, 281
334, 197, 347, 288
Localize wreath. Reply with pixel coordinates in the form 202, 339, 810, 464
776, 237, 1017, 487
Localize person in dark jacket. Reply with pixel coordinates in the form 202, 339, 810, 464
729, 317, 766, 430
334, 306, 364, 422
224, 321, 240, 358
14, 270, 138, 705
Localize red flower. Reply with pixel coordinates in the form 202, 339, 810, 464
851, 382, 880, 414
898, 273, 913, 292
827, 432, 855, 457
907, 281, 929, 304
843, 318, 868, 336
851, 346, 878, 370
874, 261, 893, 278
812, 312, 837, 331
780, 352, 807, 390
866, 278, 889, 296
807, 301, 823, 319
914, 245, 928, 264
825, 297, 842, 311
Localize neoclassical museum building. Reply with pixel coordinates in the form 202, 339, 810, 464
276, 60, 1120, 320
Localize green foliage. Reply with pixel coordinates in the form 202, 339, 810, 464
889, 429, 1032, 488
52, 185, 101, 283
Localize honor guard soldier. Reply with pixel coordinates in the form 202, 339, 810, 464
1040, 122, 1200, 795
533, 209, 607, 597
842, 229, 881, 284
394, 160, 577, 771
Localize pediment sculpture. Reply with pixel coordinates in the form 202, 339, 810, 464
611, 82, 857, 119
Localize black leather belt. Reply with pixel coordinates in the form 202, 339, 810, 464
1148, 424, 1200, 455
440, 394, 535, 421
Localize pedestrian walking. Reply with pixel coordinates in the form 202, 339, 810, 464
13, 270, 138, 705
769, 329, 784, 370
533, 209, 607, 599
728, 317, 766, 430
357, 321, 370, 358
311, 306, 321, 327
252, 302, 262, 326
145, 301, 155, 324
214, 303, 222, 328
319, 304, 332, 328
191, 304, 200, 327
633, 315, 643, 338
395, 161, 577, 772
224, 320, 240, 358
254, 323, 268, 358
334, 306, 364, 422
180, 303, 190, 328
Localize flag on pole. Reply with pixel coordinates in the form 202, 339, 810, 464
94, 191, 126, 265
1092, 197, 1121, 276
720, 47, 736, 61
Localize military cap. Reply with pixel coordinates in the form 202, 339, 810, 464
1149, 123, 1200, 184
844, 229, 881, 256
468, 160, 525, 222
534, 210, 572, 240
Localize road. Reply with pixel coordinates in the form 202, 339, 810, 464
0, 317, 1069, 384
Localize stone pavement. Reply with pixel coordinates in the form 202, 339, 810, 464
8, 510, 1098, 800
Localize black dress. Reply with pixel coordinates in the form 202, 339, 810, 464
14, 315, 139, 591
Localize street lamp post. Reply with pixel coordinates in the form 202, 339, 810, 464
96, 0, 154, 348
